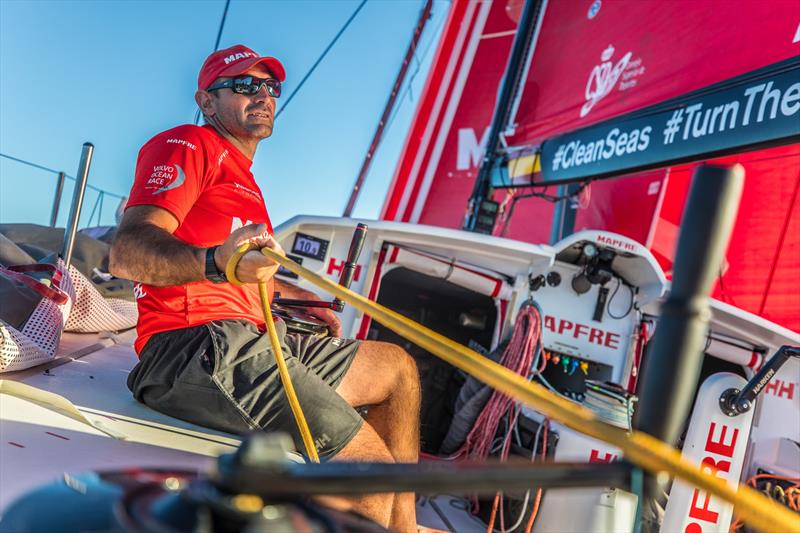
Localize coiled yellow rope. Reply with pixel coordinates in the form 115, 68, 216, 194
226, 242, 320, 463
241, 243, 797, 533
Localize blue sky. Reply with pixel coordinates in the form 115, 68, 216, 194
0, 0, 448, 229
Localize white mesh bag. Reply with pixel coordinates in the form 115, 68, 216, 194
63, 263, 137, 333
0, 263, 72, 372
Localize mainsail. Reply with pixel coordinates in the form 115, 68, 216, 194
381, 0, 799, 331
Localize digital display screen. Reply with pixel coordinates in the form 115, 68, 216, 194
277, 254, 303, 279
291, 233, 329, 261
295, 236, 320, 255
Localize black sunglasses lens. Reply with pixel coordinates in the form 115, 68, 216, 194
232, 77, 255, 94
269, 79, 281, 98
232, 77, 280, 97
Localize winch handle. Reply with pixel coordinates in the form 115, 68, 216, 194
719, 345, 800, 416
332, 223, 368, 312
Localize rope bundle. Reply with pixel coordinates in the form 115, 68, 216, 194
457, 304, 542, 462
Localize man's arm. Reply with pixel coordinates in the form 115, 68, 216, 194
110, 206, 203, 286
110, 205, 284, 286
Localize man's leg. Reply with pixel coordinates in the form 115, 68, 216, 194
335, 341, 421, 533
329, 421, 396, 527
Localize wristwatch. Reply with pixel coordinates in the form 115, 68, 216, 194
204, 246, 227, 283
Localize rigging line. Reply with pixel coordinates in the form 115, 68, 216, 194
275, 0, 368, 119
87, 191, 104, 227
0, 152, 125, 200
213, 0, 232, 52
382, 4, 447, 136
0, 152, 60, 175
195, 0, 232, 125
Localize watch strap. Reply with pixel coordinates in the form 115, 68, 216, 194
204, 246, 227, 283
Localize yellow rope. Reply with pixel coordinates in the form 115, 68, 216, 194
252, 244, 799, 533
226, 243, 320, 463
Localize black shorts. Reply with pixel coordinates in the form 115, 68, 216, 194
127, 319, 363, 460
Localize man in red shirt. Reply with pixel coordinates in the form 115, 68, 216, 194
110, 44, 419, 531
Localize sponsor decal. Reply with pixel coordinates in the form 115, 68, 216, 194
580, 44, 646, 118
456, 127, 490, 172
147, 164, 186, 195
233, 182, 262, 200
314, 432, 331, 450
764, 379, 796, 400
327, 258, 362, 282
541, 60, 800, 183
133, 282, 147, 300
543, 315, 621, 349
224, 52, 257, 65
550, 125, 653, 171
230, 217, 253, 234
596, 234, 637, 252
581, 45, 637, 117
165, 138, 196, 151
683, 422, 740, 532
589, 449, 618, 463
587, 0, 601, 20
217, 149, 229, 167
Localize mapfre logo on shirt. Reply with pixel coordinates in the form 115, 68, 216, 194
145, 163, 186, 195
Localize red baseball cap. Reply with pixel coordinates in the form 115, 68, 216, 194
198, 44, 286, 90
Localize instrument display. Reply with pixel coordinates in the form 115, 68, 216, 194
291, 233, 329, 261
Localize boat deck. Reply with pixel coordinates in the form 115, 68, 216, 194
0, 330, 483, 530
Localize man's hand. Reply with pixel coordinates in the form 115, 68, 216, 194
275, 279, 343, 337
215, 224, 285, 284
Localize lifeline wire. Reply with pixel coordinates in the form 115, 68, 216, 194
253, 244, 800, 533
275, 0, 368, 119
194, 0, 232, 126
0, 152, 125, 200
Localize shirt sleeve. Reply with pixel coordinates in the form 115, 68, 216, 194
126, 128, 208, 225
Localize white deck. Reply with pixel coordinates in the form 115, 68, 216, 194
0, 330, 240, 511
0, 331, 479, 530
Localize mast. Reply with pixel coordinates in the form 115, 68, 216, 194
342, 0, 433, 217
462, 0, 544, 233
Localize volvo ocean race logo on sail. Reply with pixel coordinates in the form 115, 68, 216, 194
581, 45, 645, 117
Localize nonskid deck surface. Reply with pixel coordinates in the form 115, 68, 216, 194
0, 331, 481, 529
0, 330, 238, 510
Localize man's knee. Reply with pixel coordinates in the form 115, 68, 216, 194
373, 341, 418, 385
377, 342, 420, 401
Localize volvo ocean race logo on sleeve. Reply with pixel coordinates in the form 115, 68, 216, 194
581, 45, 645, 117
147, 164, 186, 194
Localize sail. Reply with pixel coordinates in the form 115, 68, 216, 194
381, 0, 799, 331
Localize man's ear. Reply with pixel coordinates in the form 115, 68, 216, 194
195, 90, 215, 116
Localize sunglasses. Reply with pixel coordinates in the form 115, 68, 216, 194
207, 76, 281, 98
